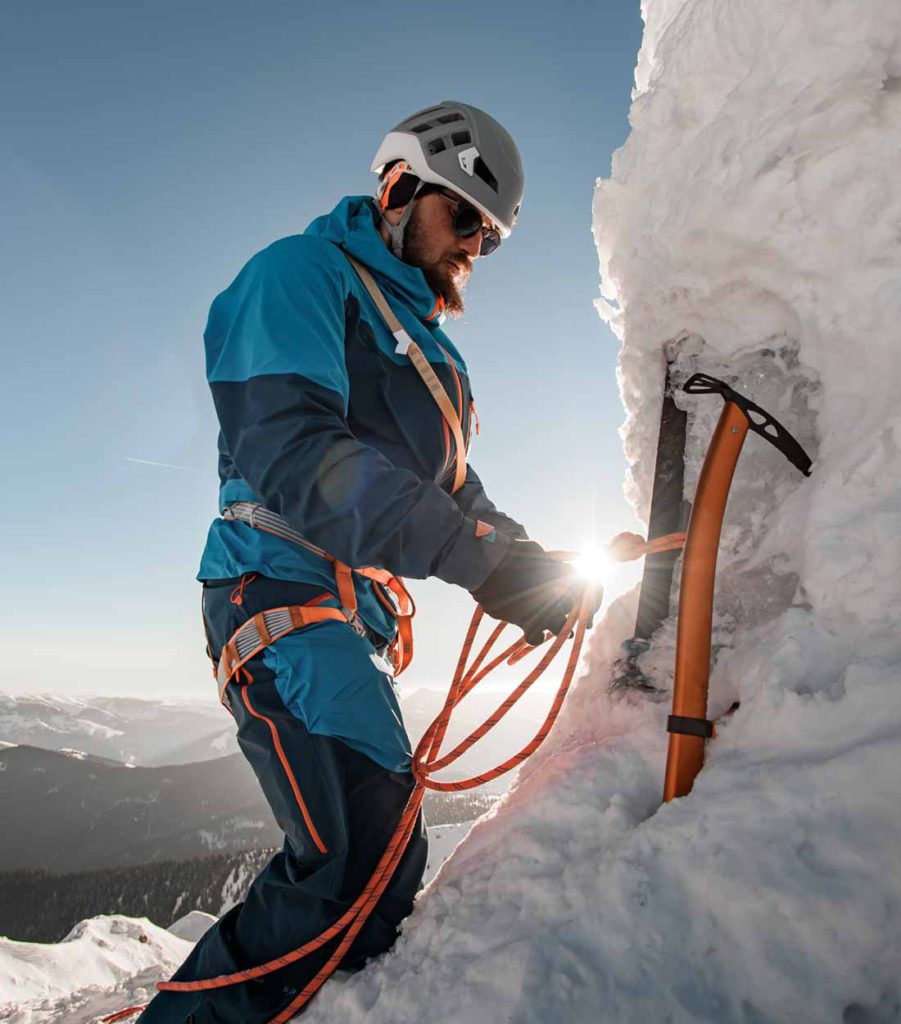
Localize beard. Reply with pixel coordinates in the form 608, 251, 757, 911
402, 204, 471, 318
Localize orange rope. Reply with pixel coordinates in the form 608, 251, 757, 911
101, 1007, 148, 1024
103, 586, 595, 1024
607, 531, 686, 562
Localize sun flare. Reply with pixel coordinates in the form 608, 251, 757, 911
572, 545, 612, 584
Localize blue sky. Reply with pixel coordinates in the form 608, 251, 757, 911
1, 0, 645, 697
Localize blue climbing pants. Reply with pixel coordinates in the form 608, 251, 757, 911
138, 576, 428, 1024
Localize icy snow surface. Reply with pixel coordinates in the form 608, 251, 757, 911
0, 917, 192, 1023
166, 911, 217, 944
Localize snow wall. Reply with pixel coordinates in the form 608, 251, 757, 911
305, 3, 901, 1022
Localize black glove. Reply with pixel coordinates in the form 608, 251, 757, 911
471, 540, 579, 645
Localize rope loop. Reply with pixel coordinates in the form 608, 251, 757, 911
103, 585, 596, 1024
607, 531, 686, 562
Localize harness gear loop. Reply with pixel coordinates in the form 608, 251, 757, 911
229, 572, 258, 606
215, 594, 343, 706
343, 251, 468, 494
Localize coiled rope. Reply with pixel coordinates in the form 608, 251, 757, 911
103, 533, 681, 1024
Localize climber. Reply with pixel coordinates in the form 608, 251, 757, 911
138, 100, 593, 1024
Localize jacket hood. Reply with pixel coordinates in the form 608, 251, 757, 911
304, 196, 445, 325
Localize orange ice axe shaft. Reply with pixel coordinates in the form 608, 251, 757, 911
663, 373, 812, 802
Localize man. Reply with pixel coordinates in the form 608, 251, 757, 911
140, 100, 588, 1024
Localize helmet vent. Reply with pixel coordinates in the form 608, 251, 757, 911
411, 105, 443, 118
411, 122, 433, 134
436, 113, 464, 124
474, 156, 499, 192
451, 130, 472, 146
427, 137, 447, 155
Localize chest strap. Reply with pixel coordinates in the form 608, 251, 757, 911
343, 251, 468, 495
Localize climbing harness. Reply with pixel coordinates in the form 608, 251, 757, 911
216, 500, 415, 687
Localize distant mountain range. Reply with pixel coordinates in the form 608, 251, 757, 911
0, 693, 238, 766
0, 686, 550, 873
0, 743, 493, 874
0, 849, 272, 942
0, 822, 472, 944
0, 686, 551, 776
0, 745, 280, 872
0, 687, 536, 944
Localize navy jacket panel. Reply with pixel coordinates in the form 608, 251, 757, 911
453, 465, 528, 541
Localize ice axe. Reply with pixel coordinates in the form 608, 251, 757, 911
663, 372, 811, 801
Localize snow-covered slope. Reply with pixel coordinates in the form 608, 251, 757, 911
0, 916, 193, 1023
166, 911, 216, 943
0, 827, 473, 1023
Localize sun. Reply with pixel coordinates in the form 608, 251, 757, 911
572, 544, 612, 585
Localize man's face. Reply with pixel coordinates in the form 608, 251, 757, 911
401, 191, 489, 318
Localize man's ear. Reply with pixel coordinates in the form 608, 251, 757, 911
377, 161, 420, 211
381, 205, 406, 226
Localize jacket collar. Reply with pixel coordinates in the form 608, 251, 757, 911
304, 196, 446, 325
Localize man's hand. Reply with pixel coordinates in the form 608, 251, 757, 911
471, 540, 590, 645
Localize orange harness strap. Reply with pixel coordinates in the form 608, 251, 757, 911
214, 572, 417, 707
356, 566, 416, 674
215, 594, 346, 705
343, 252, 468, 495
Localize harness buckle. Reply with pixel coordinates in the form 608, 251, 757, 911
344, 609, 369, 639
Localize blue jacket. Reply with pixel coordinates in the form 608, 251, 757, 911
199, 197, 526, 617
197, 197, 526, 765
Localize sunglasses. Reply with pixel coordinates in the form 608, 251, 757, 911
431, 189, 502, 257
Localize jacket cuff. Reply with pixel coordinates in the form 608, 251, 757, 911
433, 518, 512, 591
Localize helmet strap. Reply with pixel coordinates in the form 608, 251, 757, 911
378, 178, 426, 260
